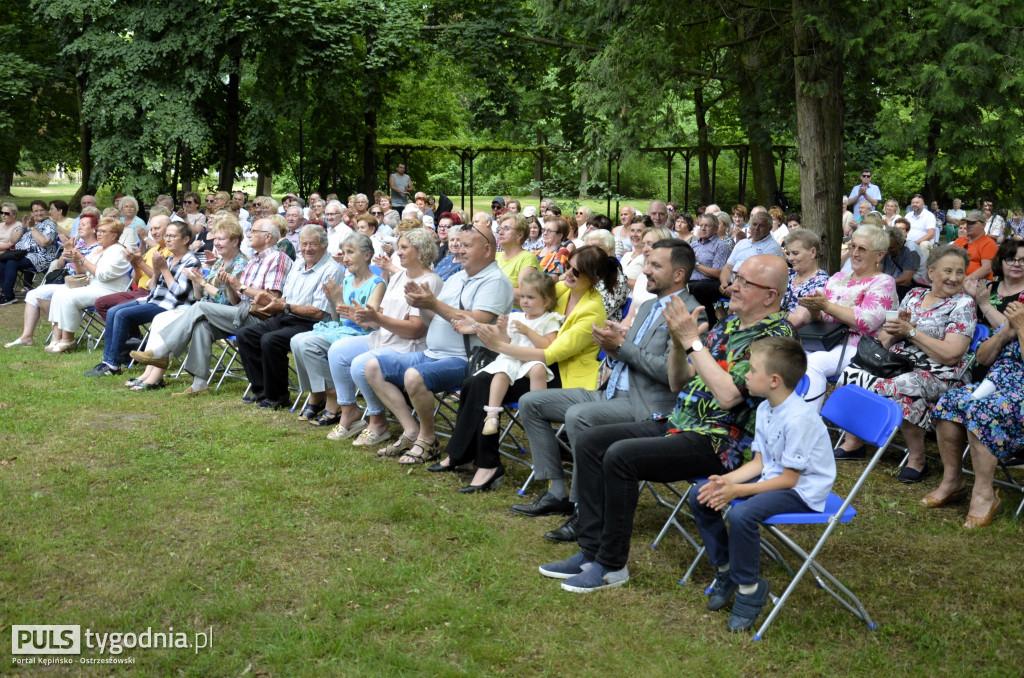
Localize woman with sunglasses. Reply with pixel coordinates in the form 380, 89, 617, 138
537, 216, 571, 279
430, 245, 616, 493
0, 200, 59, 306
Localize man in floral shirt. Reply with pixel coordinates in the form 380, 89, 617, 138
538, 255, 794, 593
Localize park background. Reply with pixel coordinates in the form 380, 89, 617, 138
2, 0, 1024, 674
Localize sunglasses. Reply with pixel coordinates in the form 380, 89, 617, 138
370, 210, 382, 216
1, 211, 12, 217
184, 200, 196, 205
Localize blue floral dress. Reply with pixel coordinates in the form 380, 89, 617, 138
782, 268, 830, 313
935, 338, 1023, 459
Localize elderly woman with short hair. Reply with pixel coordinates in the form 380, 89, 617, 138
0, 202, 24, 254
128, 219, 249, 390
836, 245, 975, 482
118, 196, 145, 250
0, 200, 59, 305
496, 212, 541, 307
583, 227, 630, 321
791, 224, 898, 411
5, 211, 102, 348
41, 217, 132, 351
289, 232, 386, 424
538, 216, 572, 278
324, 228, 441, 443
781, 229, 829, 314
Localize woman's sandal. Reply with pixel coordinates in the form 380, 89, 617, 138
398, 439, 441, 465
309, 410, 340, 427
125, 377, 145, 388
482, 415, 501, 436
375, 433, 415, 457
5, 337, 34, 348
52, 340, 75, 353
297, 401, 326, 422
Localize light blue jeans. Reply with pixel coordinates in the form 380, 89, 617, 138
327, 336, 385, 415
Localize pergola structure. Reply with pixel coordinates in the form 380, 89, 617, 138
379, 139, 794, 216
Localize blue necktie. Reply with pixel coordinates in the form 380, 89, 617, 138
606, 299, 661, 399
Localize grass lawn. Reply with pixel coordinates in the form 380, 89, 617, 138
0, 303, 1022, 677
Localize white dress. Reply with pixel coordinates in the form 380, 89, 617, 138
478, 311, 564, 382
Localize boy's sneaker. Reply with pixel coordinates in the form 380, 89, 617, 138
560, 563, 629, 593
539, 551, 593, 580
706, 569, 739, 611
728, 578, 771, 632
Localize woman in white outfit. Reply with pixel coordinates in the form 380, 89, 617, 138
45, 217, 132, 351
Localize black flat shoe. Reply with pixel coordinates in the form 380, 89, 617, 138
242, 392, 264, 404
898, 464, 930, 484
545, 511, 580, 543
458, 466, 505, 494
428, 460, 458, 473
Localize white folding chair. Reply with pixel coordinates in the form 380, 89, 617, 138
728, 385, 901, 640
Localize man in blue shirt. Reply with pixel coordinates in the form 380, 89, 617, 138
847, 169, 881, 214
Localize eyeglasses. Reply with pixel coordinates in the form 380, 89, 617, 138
370, 210, 383, 216
575, 211, 586, 216
847, 244, 877, 256
325, 212, 341, 218
183, 200, 196, 205
1, 211, 12, 217
1006, 257, 1024, 266
730, 274, 774, 292
467, 225, 491, 243
497, 225, 513, 233
568, 265, 582, 277
861, 174, 871, 178
542, 229, 560, 235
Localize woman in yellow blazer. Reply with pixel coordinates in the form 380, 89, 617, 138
433, 245, 617, 492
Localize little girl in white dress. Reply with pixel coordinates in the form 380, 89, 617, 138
479, 270, 563, 435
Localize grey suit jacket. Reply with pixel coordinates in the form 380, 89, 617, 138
609, 289, 707, 418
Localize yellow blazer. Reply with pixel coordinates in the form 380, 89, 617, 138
543, 283, 607, 389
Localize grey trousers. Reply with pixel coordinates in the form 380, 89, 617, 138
518, 388, 636, 503
160, 302, 258, 381
290, 331, 334, 394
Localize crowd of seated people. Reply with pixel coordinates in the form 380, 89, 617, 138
2, 183, 1021, 628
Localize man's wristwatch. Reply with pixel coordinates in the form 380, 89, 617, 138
285, 303, 292, 315
685, 339, 704, 355
238, 285, 248, 296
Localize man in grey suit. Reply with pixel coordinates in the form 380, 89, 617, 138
513, 239, 707, 541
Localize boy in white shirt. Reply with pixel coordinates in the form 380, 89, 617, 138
689, 336, 836, 632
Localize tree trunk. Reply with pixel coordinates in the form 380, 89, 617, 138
182, 144, 193, 193
579, 165, 589, 199
0, 167, 13, 197
70, 73, 93, 211
218, 48, 241, 192
793, 0, 846, 272
694, 87, 712, 206
360, 107, 378, 197
749, 139, 779, 207
533, 132, 544, 197
923, 118, 941, 203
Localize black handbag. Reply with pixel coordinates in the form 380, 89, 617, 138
44, 268, 69, 285
798, 321, 849, 352
850, 336, 916, 378
465, 344, 499, 377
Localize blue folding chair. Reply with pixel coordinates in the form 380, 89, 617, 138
685, 384, 903, 640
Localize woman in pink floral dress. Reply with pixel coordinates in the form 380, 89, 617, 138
789, 224, 899, 411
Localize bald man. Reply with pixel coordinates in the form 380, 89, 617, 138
539, 254, 794, 593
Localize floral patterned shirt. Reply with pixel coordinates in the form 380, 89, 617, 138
820, 270, 898, 347
667, 310, 794, 471
890, 287, 976, 376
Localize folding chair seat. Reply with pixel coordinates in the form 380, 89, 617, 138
685, 384, 903, 640
213, 335, 248, 390
496, 402, 575, 496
